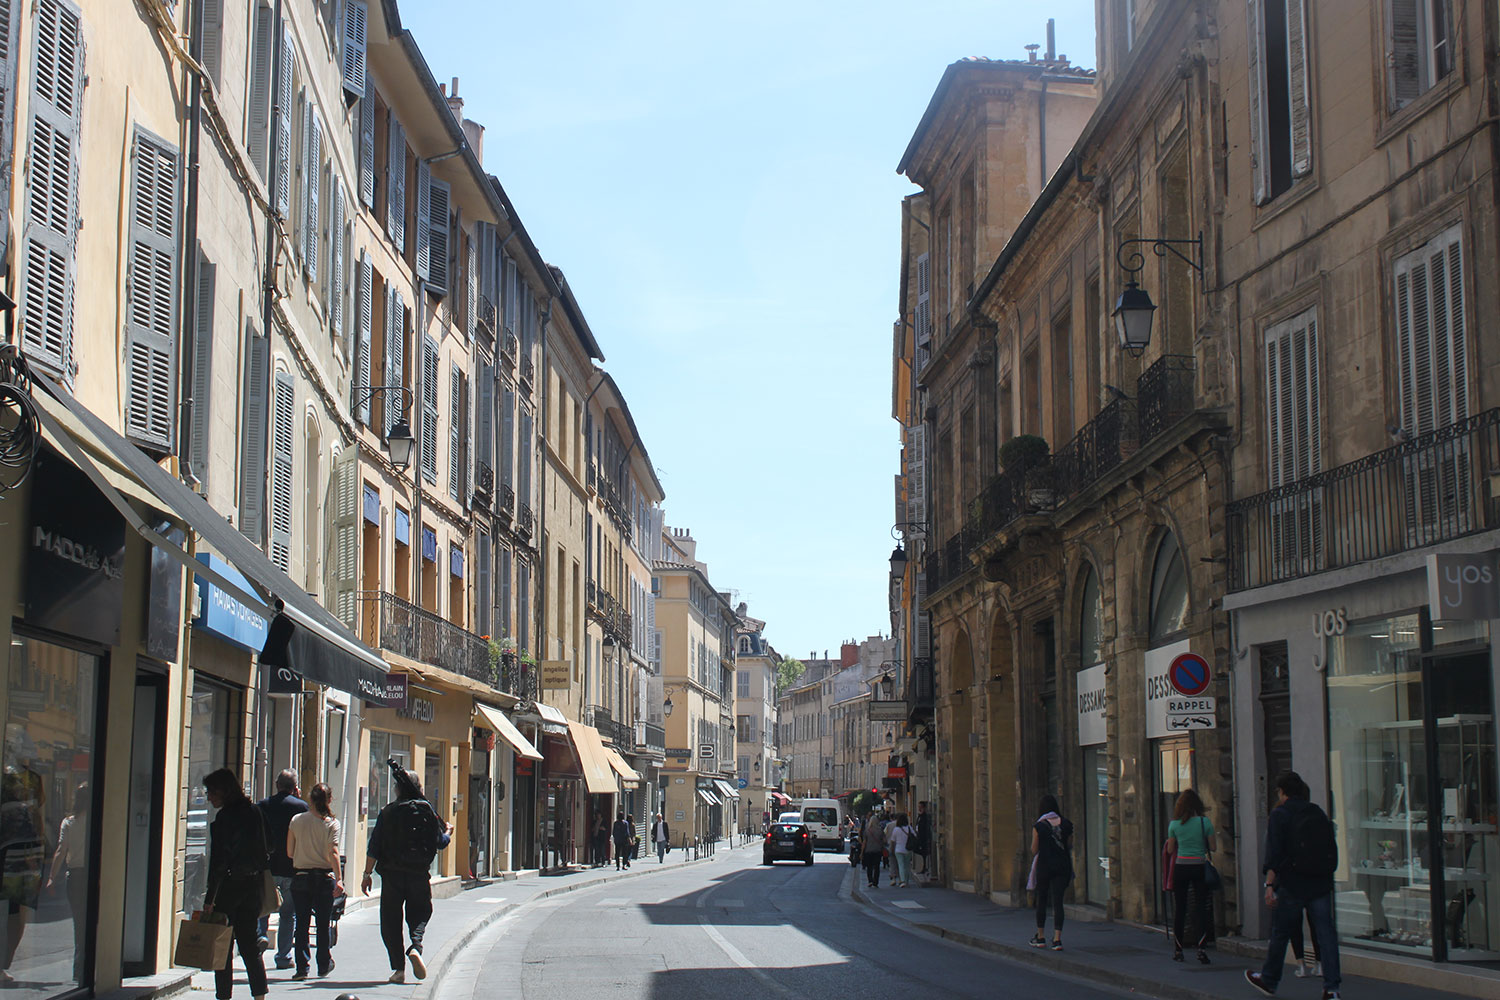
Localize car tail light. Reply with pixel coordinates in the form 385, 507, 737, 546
764, 830, 772, 841
800, 830, 808, 839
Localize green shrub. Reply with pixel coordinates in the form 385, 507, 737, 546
1000, 434, 1050, 473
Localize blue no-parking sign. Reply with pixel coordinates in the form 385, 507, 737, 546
1167, 652, 1211, 697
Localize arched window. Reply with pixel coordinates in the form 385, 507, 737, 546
1079, 566, 1104, 667
1149, 532, 1190, 645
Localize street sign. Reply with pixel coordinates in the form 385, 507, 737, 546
1166, 696, 1214, 715
698, 743, 715, 758
868, 700, 908, 722
539, 660, 571, 690
1166, 712, 1216, 731
737, 778, 747, 789
1167, 652, 1211, 697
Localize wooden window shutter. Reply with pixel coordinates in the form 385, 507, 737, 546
1286, 0, 1312, 177
327, 446, 359, 628
247, 5, 273, 179
503, 255, 517, 334
466, 359, 476, 501
330, 184, 345, 338
425, 178, 451, 293
189, 254, 216, 486
124, 127, 182, 451
201, 0, 223, 88
477, 222, 497, 322
270, 371, 296, 570
1396, 226, 1466, 438
893, 473, 904, 529
340, 0, 367, 103
1264, 308, 1320, 489
476, 532, 492, 637
274, 25, 293, 217
0, 0, 22, 275
238, 324, 269, 540
449, 362, 463, 501
387, 113, 405, 250
466, 237, 479, 338
1246, 0, 1270, 204
388, 288, 406, 436
906, 425, 926, 527
476, 363, 494, 474
353, 251, 372, 423
303, 110, 321, 280
20, 0, 85, 384
421, 335, 438, 483
500, 384, 515, 488
1389, 0, 1421, 110
358, 72, 375, 207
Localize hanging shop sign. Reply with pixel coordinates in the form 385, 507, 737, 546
194, 553, 270, 652
1076, 663, 1106, 747
1145, 639, 1191, 740
664, 748, 693, 759
1427, 552, 1500, 621
539, 660, 570, 690
25, 451, 126, 645
367, 672, 409, 707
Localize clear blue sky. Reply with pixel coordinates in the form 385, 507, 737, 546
404, 1, 1098, 660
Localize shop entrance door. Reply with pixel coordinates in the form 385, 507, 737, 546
1153, 737, 1193, 926
468, 750, 490, 878
122, 671, 167, 975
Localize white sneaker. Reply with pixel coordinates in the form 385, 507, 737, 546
406, 947, 427, 981
388, 970, 406, 984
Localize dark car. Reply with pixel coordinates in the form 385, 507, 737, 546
762, 821, 814, 865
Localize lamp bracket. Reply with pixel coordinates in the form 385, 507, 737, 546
891, 521, 929, 541
1115, 232, 1204, 282
351, 384, 415, 415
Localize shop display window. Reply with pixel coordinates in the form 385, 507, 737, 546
183, 678, 238, 915
1327, 615, 1499, 960
1083, 745, 1110, 903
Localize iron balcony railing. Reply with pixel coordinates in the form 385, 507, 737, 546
502, 331, 518, 364
477, 296, 496, 339
637, 720, 666, 753
1137, 354, 1195, 443
361, 591, 495, 688
517, 503, 534, 539
521, 357, 535, 387
905, 657, 934, 713
496, 483, 514, 521
1054, 396, 1136, 504
1227, 408, 1500, 591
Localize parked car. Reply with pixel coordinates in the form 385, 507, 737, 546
762, 820, 814, 866
777, 811, 802, 824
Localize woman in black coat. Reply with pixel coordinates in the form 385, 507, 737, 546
203, 769, 269, 1000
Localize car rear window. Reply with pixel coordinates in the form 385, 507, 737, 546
803, 808, 837, 826
774, 824, 803, 835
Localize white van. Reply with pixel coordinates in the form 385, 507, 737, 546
797, 798, 845, 851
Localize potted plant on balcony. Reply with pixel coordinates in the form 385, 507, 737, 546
1001, 434, 1054, 511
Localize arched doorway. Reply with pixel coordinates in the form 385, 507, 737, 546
947, 627, 976, 884
985, 610, 1017, 898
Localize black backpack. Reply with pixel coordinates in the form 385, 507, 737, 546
382, 799, 442, 872
1287, 801, 1338, 877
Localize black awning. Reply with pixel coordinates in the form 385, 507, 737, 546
32, 375, 396, 704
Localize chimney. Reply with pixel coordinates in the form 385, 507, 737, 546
446, 77, 463, 121
1025, 43, 1039, 63
840, 643, 858, 667
1046, 18, 1055, 61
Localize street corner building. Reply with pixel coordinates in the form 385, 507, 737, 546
887, 0, 1500, 972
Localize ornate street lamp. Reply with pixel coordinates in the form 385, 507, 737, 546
351, 385, 417, 472
1112, 233, 1205, 357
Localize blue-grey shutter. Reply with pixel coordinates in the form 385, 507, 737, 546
358, 71, 375, 207
340, 0, 367, 103
500, 383, 515, 490
449, 363, 462, 501
124, 127, 181, 451
0, 0, 20, 275
303, 110, 321, 280
21, 0, 85, 384
239, 324, 269, 540
201, 0, 223, 88
247, 4, 273, 178
330, 183, 344, 339
466, 235, 478, 338
476, 362, 494, 476
189, 255, 216, 486
386, 113, 405, 249
270, 371, 295, 570
274, 25, 293, 217
422, 335, 438, 483
353, 250, 371, 423
476, 532, 491, 637
426, 178, 451, 293
415, 158, 431, 280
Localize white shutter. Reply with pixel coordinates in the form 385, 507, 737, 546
201, 0, 223, 88
353, 251, 372, 423
388, 288, 406, 436
477, 363, 495, 474
124, 128, 181, 451
326, 446, 359, 628
894, 473, 903, 529
466, 358, 477, 502
247, 5, 273, 178
239, 325, 269, 539
331, 184, 345, 340
914, 252, 931, 377
270, 371, 295, 570
449, 362, 462, 501
906, 425, 926, 526
1286, 0, 1311, 178
340, 0, 367, 103
387, 114, 406, 249
1246, 0, 1270, 204
20, 0, 85, 383
427, 179, 450, 293
0, 0, 21, 274
415, 159, 431, 280
477, 222, 497, 325
467, 238, 479, 338
503, 255, 517, 334
358, 72, 375, 207
303, 110, 321, 280
189, 256, 216, 486
422, 335, 439, 484
274, 26, 293, 217
1265, 308, 1321, 571
1397, 226, 1467, 437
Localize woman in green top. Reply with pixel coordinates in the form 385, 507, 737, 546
1166, 788, 1216, 964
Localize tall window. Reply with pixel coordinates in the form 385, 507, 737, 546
1265, 307, 1322, 572
1388, 0, 1453, 110
1148, 533, 1189, 645
1248, 0, 1312, 203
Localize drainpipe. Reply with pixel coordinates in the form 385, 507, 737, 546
178, 0, 206, 486
534, 294, 554, 678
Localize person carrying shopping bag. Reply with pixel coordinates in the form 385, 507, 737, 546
285, 782, 344, 980
202, 769, 269, 1000
1165, 788, 1216, 964
1028, 794, 1074, 952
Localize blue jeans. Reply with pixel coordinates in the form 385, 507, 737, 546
256, 874, 296, 963
1261, 888, 1340, 992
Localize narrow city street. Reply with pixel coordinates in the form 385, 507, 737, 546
435, 849, 1134, 1000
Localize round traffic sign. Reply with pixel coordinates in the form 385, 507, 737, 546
1167, 652, 1211, 697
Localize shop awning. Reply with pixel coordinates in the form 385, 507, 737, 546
697, 787, 721, 806
474, 703, 542, 761
531, 701, 569, 734
565, 720, 618, 795
769, 791, 791, 808
601, 745, 641, 786
713, 779, 741, 800
30, 376, 396, 704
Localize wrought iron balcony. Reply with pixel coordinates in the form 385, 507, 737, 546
904, 657, 934, 714
502, 331, 518, 364
1137, 354, 1195, 443
1054, 396, 1136, 504
361, 591, 495, 688
472, 464, 494, 510
477, 296, 496, 339
637, 720, 666, 753
517, 503, 534, 539
497, 652, 538, 703
521, 357, 535, 387
1228, 408, 1500, 591
496, 483, 514, 521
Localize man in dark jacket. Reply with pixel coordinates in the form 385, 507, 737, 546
611, 812, 634, 870
361, 769, 452, 984
256, 770, 307, 967
1245, 770, 1342, 1000
915, 801, 933, 876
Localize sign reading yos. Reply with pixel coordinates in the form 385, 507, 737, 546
1167, 651, 1211, 697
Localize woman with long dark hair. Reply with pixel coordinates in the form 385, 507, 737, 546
1028, 794, 1074, 951
286, 782, 344, 978
203, 768, 268, 1000
1166, 787, 1216, 964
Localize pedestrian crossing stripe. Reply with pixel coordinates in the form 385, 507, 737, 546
891, 901, 924, 909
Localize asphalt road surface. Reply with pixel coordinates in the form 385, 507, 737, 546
437, 848, 1150, 1000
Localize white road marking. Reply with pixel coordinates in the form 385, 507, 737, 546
891, 900, 925, 909
595, 897, 629, 906
700, 920, 794, 996
477, 896, 507, 903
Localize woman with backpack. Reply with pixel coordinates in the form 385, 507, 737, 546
202, 768, 269, 1000
1028, 794, 1074, 951
1165, 788, 1216, 964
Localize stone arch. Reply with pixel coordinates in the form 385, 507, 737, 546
946, 621, 977, 884
984, 604, 1018, 896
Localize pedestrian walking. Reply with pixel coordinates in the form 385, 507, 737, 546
255, 770, 307, 968
202, 768, 269, 1000
45, 783, 88, 982
612, 811, 634, 870
861, 811, 886, 888
889, 812, 916, 887
360, 764, 452, 984
1166, 788, 1216, 964
653, 814, 671, 863
286, 782, 344, 980
914, 801, 933, 877
592, 815, 609, 868
1290, 915, 1322, 980
1245, 770, 1342, 1000
1027, 794, 1073, 952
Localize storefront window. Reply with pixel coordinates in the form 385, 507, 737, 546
184, 678, 237, 914
1327, 614, 1498, 960
368, 731, 412, 818
1149, 534, 1189, 644
425, 743, 447, 877
3, 635, 102, 993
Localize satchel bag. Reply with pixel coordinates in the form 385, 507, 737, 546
174, 914, 234, 970
1200, 817, 1223, 892
259, 869, 281, 917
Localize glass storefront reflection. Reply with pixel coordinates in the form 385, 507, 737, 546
2, 635, 100, 996
183, 679, 237, 915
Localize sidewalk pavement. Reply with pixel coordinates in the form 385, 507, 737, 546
187, 840, 740, 999
849, 872, 1499, 1000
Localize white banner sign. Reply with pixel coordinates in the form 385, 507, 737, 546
1077, 663, 1106, 746
1145, 639, 1192, 740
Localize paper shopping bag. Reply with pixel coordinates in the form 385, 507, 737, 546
174, 916, 233, 970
